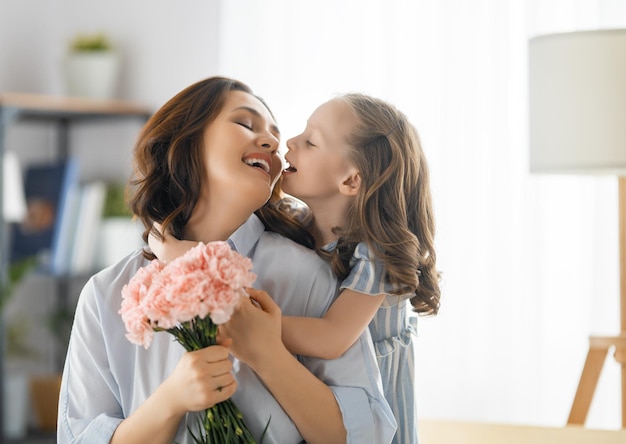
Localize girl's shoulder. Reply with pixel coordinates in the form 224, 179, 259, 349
351, 241, 376, 261
341, 242, 388, 293
342, 242, 412, 303
322, 240, 371, 258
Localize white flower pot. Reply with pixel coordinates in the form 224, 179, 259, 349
64, 51, 120, 99
95, 217, 144, 270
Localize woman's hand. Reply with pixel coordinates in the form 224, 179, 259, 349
220, 289, 347, 443
161, 345, 236, 415
148, 222, 196, 263
219, 288, 283, 370
112, 344, 236, 444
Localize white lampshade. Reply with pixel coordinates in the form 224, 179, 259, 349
529, 29, 626, 175
2, 151, 27, 222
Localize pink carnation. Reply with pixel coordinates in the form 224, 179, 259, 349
119, 241, 256, 349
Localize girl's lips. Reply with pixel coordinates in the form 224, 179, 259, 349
283, 161, 297, 173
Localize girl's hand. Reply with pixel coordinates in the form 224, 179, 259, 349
148, 222, 196, 263
219, 288, 283, 370
161, 345, 236, 415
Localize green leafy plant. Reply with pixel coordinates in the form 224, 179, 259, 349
0, 256, 38, 313
6, 315, 37, 359
1, 256, 40, 359
69, 33, 112, 52
102, 182, 131, 218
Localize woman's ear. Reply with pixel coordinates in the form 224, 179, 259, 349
339, 169, 361, 196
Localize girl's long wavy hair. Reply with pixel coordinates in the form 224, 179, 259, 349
320, 94, 441, 315
127, 76, 312, 260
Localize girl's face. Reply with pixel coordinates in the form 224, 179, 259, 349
201, 90, 281, 213
282, 98, 358, 204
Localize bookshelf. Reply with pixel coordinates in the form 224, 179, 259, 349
0, 93, 152, 442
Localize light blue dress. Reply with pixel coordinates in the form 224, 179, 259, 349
329, 241, 418, 444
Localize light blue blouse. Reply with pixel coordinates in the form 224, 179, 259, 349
57, 215, 396, 444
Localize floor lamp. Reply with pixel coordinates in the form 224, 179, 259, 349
528, 29, 626, 428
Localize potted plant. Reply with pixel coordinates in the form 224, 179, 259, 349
1, 256, 39, 439
2, 257, 40, 365
2, 257, 67, 435
64, 32, 120, 99
95, 182, 143, 270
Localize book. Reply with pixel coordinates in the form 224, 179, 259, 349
2, 151, 27, 222
9, 158, 80, 274
49, 181, 81, 275
69, 181, 107, 275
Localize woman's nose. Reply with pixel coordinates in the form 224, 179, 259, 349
258, 134, 279, 152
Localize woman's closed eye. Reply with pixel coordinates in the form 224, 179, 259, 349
236, 121, 253, 130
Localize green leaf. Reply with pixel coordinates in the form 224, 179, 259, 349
0, 256, 38, 313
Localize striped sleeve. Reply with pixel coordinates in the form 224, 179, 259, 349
340, 242, 398, 296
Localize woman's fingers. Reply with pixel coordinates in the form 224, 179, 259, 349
213, 379, 237, 402
197, 344, 230, 363
165, 345, 236, 413
245, 288, 281, 316
219, 288, 283, 368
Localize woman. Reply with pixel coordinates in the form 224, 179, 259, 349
57, 76, 395, 444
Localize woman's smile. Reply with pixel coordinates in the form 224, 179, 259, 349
243, 152, 272, 177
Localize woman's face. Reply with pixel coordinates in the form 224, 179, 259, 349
282, 98, 357, 204
201, 90, 281, 212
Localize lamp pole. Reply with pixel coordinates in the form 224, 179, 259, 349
618, 177, 626, 426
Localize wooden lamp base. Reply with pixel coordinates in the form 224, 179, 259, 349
568, 178, 626, 428
568, 334, 626, 427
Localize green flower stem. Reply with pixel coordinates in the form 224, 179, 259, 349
166, 316, 256, 443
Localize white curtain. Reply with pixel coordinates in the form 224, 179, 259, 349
217, 0, 623, 429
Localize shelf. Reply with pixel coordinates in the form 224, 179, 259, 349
0, 92, 153, 122
0, 93, 152, 441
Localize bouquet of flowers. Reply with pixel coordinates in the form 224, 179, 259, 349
119, 241, 257, 443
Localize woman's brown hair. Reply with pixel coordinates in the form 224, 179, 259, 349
322, 93, 441, 315
127, 76, 312, 259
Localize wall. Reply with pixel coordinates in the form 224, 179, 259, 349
0, 0, 225, 377
1, 0, 224, 179
0, 0, 222, 105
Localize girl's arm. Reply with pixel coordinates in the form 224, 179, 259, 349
282, 289, 385, 359
220, 289, 346, 444
149, 228, 385, 360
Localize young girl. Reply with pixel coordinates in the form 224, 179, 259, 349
152, 93, 439, 444
57, 77, 395, 444
281, 93, 440, 444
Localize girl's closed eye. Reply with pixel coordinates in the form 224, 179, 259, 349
306, 140, 317, 147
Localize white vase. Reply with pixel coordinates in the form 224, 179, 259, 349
95, 217, 144, 270
3, 372, 29, 439
64, 51, 120, 99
